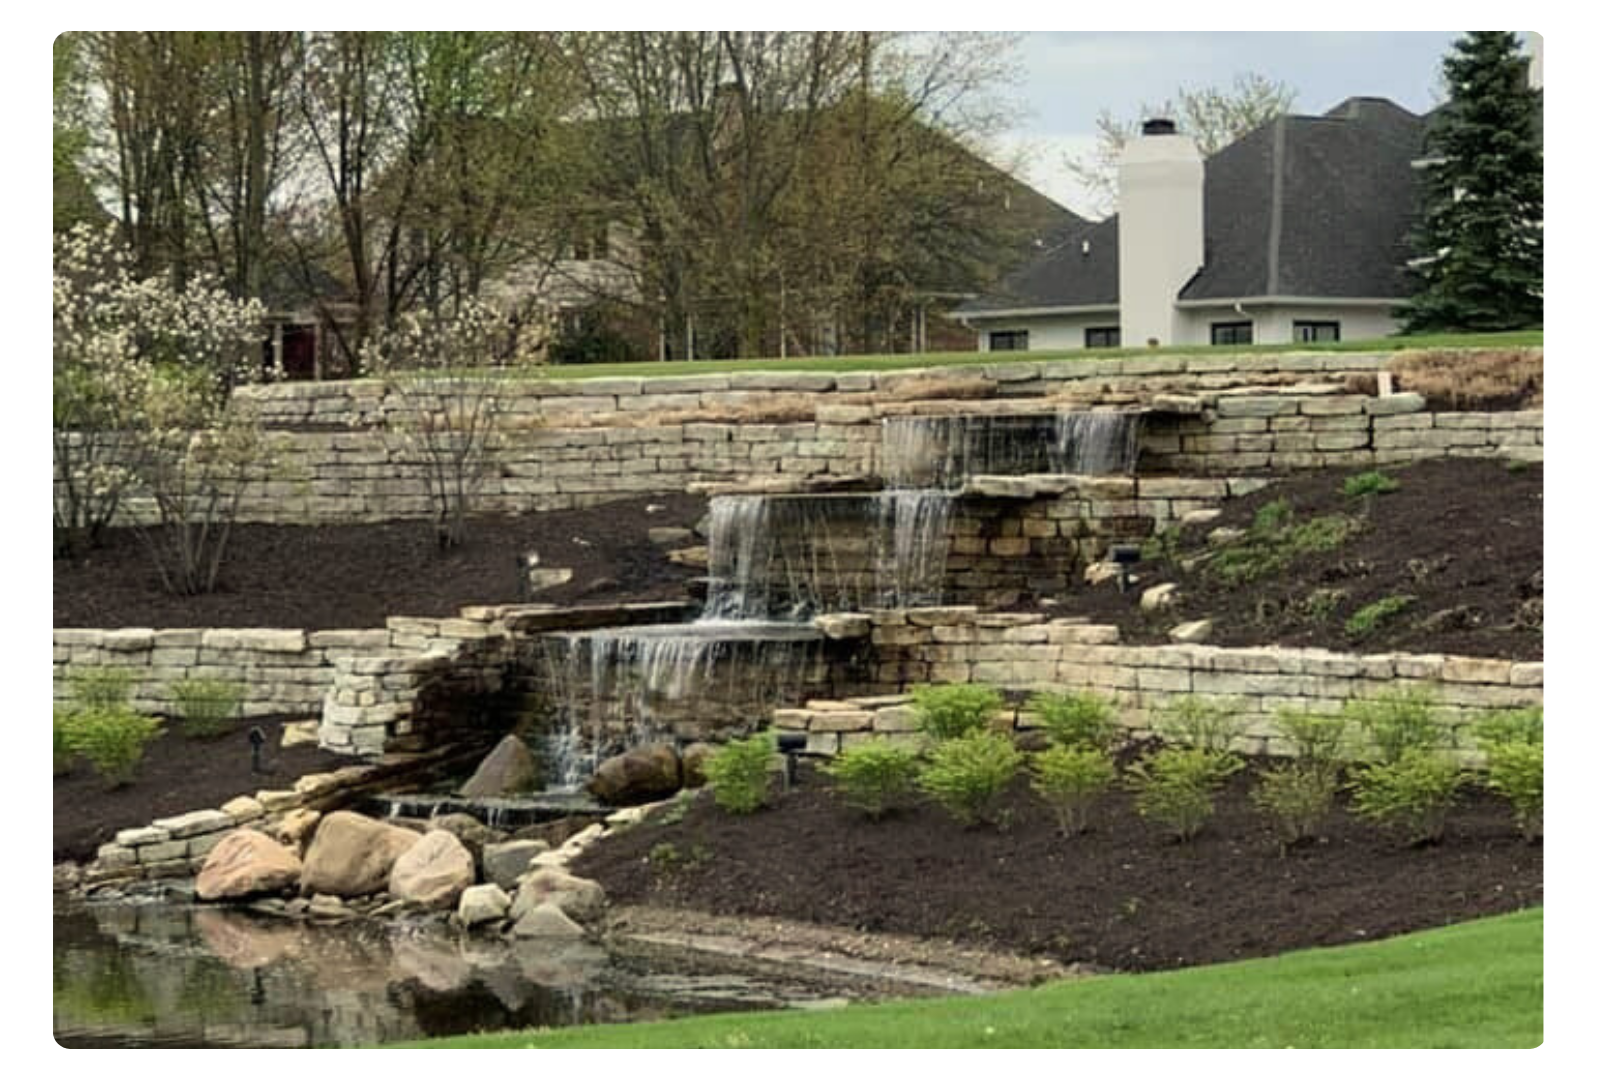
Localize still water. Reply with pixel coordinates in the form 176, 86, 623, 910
54, 899, 840, 1048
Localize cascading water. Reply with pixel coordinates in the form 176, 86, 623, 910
1050, 410, 1143, 475
880, 409, 1142, 488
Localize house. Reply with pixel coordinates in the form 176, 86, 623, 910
953, 97, 1432, 351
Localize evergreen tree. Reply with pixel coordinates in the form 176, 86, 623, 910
1403, 32, 1543, 333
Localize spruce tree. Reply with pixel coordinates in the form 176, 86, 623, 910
1403, 32, 1543, 333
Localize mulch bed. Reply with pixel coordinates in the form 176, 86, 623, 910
1042, 458, 1542, 661
572, 757, 1543, 974
53, 716, 351, 864
53, 494, 706, 630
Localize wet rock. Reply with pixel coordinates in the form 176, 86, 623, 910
196, 829, 303, 902
482, 840, 551, 892
458, 883, 512, 929
509, 901, 588, 941
388, 831, 476, 910
299, 811, 421, 898
511, 869, 607, 925
585, 743, 681, 806
459, 735, 540, 799
680, 743, 715, 788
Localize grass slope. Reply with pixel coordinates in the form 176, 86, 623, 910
403, 907, 1542, 1049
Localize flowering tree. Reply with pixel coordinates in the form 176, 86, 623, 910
361, 300, 516, 550
53, 223, 270, 592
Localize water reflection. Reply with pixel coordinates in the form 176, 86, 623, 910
53, 899, 811, 1048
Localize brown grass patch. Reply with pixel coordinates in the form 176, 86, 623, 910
872, 372, 997, 403
1389, 348, 1543, 411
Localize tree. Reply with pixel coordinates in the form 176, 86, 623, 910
1402, 32, 1543, 333
1063, 72, 1297, 218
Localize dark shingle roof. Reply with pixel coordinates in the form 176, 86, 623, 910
956, 96, 1426, 316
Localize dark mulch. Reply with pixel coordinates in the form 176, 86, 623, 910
53, 495, 707, 630
53, 716, 351, 864
573, 758, 1543, 974
1042, 458, 1542, 661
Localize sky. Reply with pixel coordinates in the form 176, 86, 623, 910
989, 31, 1465, 218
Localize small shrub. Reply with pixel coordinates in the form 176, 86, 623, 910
1027, 689, 1121, 751
54, 705, 78, 776
1155, 696, 1245, 754
702, 733, 776, 815
656, 788, 697, 827
822, 741, 922, 819
1251, 764, 1341, 851
1252, 498, 1293, 533
69, 667, 134, 712
65, 707, 163, 789
1210, 500, 1361, 585
1030, 745, 1116, 835
1342, 471, 1400, 498
1474, 708, 1542, 843
169, 676, 244, 738
916, 731, 1023, 827
1296, 587, 1346, 622
1350, 748, 1463, 845
1344, 595, 1415, 639
1343, 687, 1443, 763
1273, 707, 1348, 769
910, 683, 1004, 741
1124, 746, 1243, 841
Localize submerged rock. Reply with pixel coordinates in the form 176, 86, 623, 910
459, 735, 540, 799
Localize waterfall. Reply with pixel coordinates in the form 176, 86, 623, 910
1050, 411, 1143, 475
882, 410, 1142, 487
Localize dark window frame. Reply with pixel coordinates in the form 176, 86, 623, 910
988, 329, 1029, 352
1210, 320, 1254, 346
1084, 326, 1121, 349
1293, 320, 1341, 343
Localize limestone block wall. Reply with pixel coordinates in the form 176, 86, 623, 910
52, 628, 391, 720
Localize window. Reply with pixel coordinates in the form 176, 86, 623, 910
1294, 320, 1341, 343
988, 330, 1029, 352
1210, 321, 1253, 346
1084, 326, 1121, 349
569, 221, 610, 261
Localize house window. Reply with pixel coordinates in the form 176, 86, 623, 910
1294, 320, 1341, 343
988, 330, 1029, 352
1210, 321, 1253, 346
1084, 326, 1121, 349
569, 221, 610, 261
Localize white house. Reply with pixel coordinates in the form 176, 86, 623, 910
955, 97, 1430, 351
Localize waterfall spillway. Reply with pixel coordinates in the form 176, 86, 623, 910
881, 410, 1142, 488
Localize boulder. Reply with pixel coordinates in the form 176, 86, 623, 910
680, 743, 716, 789
273, 808, 322, 853
481, 839, 551, 891
195, 829, 303, 902
389, 830, 476, 909
459, 735, 540, 799
280, 720, 321, 749
511, 868, 607, 925
647, 526, 694, 546
1169, 619, 1214, 643
427, 813, 497, 861
299, 811, 421, 898
457, 884, 511, 929
1140, 583, 1179, 611
585, 743, 681, 806
510, 901, 588, 940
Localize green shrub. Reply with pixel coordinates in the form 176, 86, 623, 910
65, 707, 163, 789
1209, 499, 1361, 586
1252, 498, 1293, 532
916, 731, 1023, 827
69, 667, 134, 712
169, 676, 244, 738
1251, 764, 1342, 851
54, 705, 78, 776
910, 683, 1004, 741
1273, 707, 1349, 769
1344, 595, 1414, 639
1343, 687, 1443, 763
822, 741, 922, 819
702, 733, 776, 815
1474, 709, 1542, 843
1342, 471, 1400, 498
1350, 748, 1463, 845
1027, 690, 1121, 751
1030, 745, 1117, 835
1124, 746, 1243, 842
1155, 696, 1245, 754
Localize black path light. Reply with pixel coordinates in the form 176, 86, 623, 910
775, 732, 807, 789
248, 725, 268, 774
1108, 543, 1143, 594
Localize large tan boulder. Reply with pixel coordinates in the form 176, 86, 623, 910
388, 830, 476, 909
459, 735, 540, 798
585, 743, 681, 806
195, 829, 303, 902
510, 868, 606, 925
299, 811, 421, 898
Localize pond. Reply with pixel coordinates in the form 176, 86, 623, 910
53, 898, 856, 1049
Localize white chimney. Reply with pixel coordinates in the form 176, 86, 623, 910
1117, 118, 1204, 348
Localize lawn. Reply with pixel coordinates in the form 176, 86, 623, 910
402, 907, 1541, 1049
455, 329, 1543, 382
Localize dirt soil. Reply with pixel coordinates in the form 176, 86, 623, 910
53, 494, 707, 630
572, 758, 1542, 975
53, 716, 351, 864
1051, 458, 1542, 661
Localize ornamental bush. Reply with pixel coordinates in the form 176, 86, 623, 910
1343, 687, 1444, 763
702, 733, 776, 815
1475, 708, 1542, 843
169, 676, 244, 738
821, 741, 922, 819
1125, 746, 1243, 842
1154, 696, 1245, 754
1027, 689, 1121, 751
1251, 763, 1342, 851
65, 707, 163, 789
1029, 745, 1116, 836
69, 666, 133, 713
917, 731, 1023, 827
909, 683, 1004, 742
1350, 748, 1463, 845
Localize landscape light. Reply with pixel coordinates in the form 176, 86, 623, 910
1109, 544, 1143, 594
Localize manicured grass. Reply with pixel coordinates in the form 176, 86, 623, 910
400, 907, 1542, 1049
457, 329, 1542, 382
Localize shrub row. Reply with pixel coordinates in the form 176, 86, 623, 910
53, 668, 246, 788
